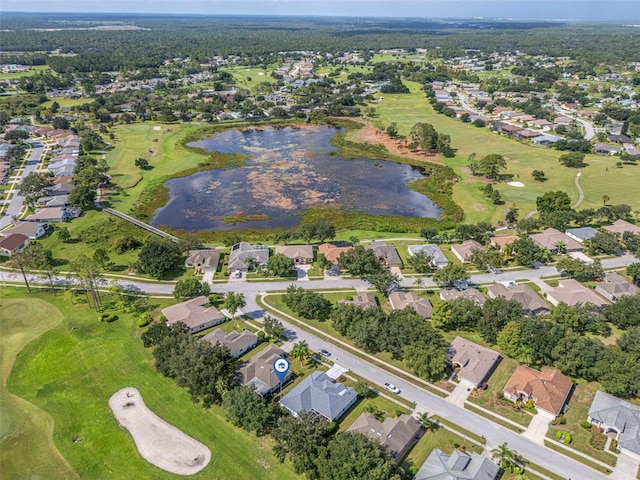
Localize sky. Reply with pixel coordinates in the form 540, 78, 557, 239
1, 0, 639, 22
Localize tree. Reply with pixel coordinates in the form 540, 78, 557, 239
273, 412, 330, 476
552, 302, 606, 335
479, 153, 507, 180
491, 443, 521, 470
552, 333, 605, 381
585, 231, 621, 256
267, 253, 294, 276
618, 326, 640, 360
92, 248, 111, 268
556, 258, 604, 282
70, 254, 104, 310
470, 248, 504, 271
137, 240, 182, 279
479, 297, 524, 344
57, 226, 71, 242
135, 157, 150, 169
536, 191, 572, 216
604, 295, 640, 329
497, 321, 523, 358
283, 285, 332, 319
4, 129, 29, 142
263, 315, 285, 340
314, 221, 336, 244
290, 340, 311, 366
432, 263, 469, 287
420, 228, 438, 242
18, 171, 51, 197
354, 381, 376, 399
174, 278, 210, 301
69, 183, 97, 209
222, 385, 280, 436
365, 270, 399, 295
407, 250, 435, 273
224, 292, 246, 320
386, 122, 398, 138
593, 346, 640, 398
532, 169, 546, 181
338, 246, 381, 276
403, 341, 449, 381
315, 432, 403, 480
558, 152, 586, 168
602, 194, 610, 206
52, 116, 70, 130
627, 263, 640, 285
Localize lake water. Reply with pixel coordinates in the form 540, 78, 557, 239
151, 125, 441, 231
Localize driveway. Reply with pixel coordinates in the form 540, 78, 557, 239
611, 453, 640, 480
296, 265, 311, 281
521, 410, 553, 444
446, 381, 472, 407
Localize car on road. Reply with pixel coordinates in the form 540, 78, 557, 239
318, 349, 331, 357
384, 382, 400, 394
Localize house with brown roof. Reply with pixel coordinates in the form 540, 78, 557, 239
346, 413, 422, 462
239, 344, 290, 396
546, 279, 608, 308
486, 283, 550, 315
529, 228, 583, 253
450, 240, 482, 263
202, 328, 258, 358
503, 366, 573, 417
489, 235, 518, 253
594, 273, 640, 302
439, 287, 486, 307
365, 241, 402, 268
185, 249, 220, 274
274, 245, 314, 264
339, 292, 378, 309
389, 291, 432, 319
449, 337, 501, 388
0, 233, 30, 257
603, 219, 640, 237
317, 242, 353, 264
161, 296, 226, 334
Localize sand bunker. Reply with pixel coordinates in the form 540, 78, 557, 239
109, 388, 210, 475
153, 126, 162, 131
507, 181, 525, 187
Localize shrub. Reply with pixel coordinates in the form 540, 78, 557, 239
581, 421, 593, 429
324, 421, 338, 435
137, 313, 151, 328
99, 313, 118, 323
257, 330, 266, 341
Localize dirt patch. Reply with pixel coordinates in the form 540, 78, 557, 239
349, 124, 443, 165
109, 388, 210, 476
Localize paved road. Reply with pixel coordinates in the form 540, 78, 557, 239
0, 142, 44, 230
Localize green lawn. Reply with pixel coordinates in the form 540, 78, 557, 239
337, 394, 410, 432
371, 81, 583, 223
1, 288, 301, 480
578, 156, 640, 212
0, 65, 51, 80
41, 97, 93, 109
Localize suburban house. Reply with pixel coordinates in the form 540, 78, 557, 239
346, 413, 422, 462
339, 292, 378, 309
594, 273, 640, 302
0, 233, 30, 257
185, 249, 221, 275
603, 219, 640, 237
439, 287, 486, 307
529, 228, 583, 253
24, 206, 80, 223
531, 134, 561, 145
44, 182, 75, 197
407, 244, 449, 268
279, 371, 357, 421
227, 242, 269, 272
365, 241, 403, 268
161, 296, 226, 334
450, 240, 482, 263
414, 449, 500, 480
2, 221, 48, 240
587, 390, 640, 461
486, 283, 551, 316
565, 227, 599, 243
546, 279, 609, 308
489, 235, 518, 253
389, 291, 433, 319
594, 144, 622, 156
274, 245, 314, 264
239, 344, 290, 396
202, 328, 258, 358
317, 242, 353, 265
449, 336, 501, 388
503, 366, 573, 417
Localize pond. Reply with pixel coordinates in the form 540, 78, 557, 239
151, 125, 441, 231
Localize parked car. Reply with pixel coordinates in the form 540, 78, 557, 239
318, 349, 331, 357
384, 382, 400, 394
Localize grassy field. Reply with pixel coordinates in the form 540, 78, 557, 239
1, 288, 301, 480
0, 65, 51, 80
0, 297, 79, 480
41, 97, 93, 109
578, 156, 640, 212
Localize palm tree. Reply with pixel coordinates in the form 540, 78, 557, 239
413, 277, 424, 289
516, 346, 534, 365
491, 442, 519, 469
290, 340, 310, 367
418, 412, 438, 432
224, 292, 246, 321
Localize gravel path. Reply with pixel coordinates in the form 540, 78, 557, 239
109, 387, 210, 476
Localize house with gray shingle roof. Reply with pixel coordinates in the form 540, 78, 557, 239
530, 228, 583, 253
588, 390, 640, 461
546, 279, 608, 308
347, 413, 421, 462
408, 244, 448, 269
486, 283, 550, 316
414, 449, 499, 480
389, 291, 433, 319
339, 292, 378, 309
185, 249, 220, 274
228, 242, 269, 272
2, 221, 48, 240
565, 226, 599, 243
366, 241, 402, 268
274, 245, 314, 264
449, 337, 501, 388
239, 344, 290, 396
439, 288, 486, 307
161, 296, 225, 334
279, 371, 357, 421
595, 273, 640, 302
202, 328, 258, 358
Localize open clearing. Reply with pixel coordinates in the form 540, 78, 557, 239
109, 387, 211, 476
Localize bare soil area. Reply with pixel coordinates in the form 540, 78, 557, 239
109, 387, 211, 476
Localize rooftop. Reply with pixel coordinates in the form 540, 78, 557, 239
504, 366, 573, 417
